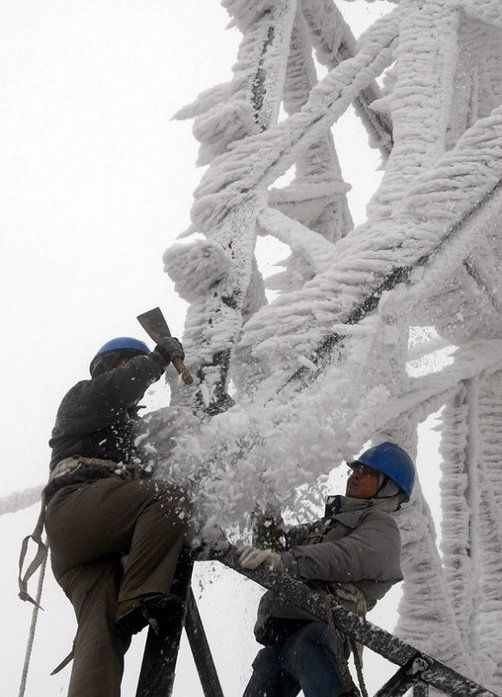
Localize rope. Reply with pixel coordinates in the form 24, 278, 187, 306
351, 638, 369, 697
327, 583, 370, 697
18, 542, 48, 697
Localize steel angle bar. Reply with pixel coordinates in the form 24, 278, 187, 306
214, 547, 500, 697
374, 656, 430, 697
301, 0, 395, 156
191, 3, 297, 416
280, 170, 502, 394
185, 589, 225, 697
413, 683, 429, 697
135, 552, 194, 697
135, 599, 187, 697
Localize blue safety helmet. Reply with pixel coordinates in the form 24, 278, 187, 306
354, 442, 415, 501
89, 337, 150, 376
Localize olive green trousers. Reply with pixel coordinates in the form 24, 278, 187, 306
46, 477, 191, 697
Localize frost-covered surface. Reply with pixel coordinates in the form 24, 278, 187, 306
161, 0, 502, 686
436, 382, 480, 677
302, 0, 395, 155
170, 1, 297, 400
415, 371, 502, 692
240, 110, 502, 384
163, 240, 231, 303
0, 486, 43, 517
459, 0, 502, 31
396, 476, 478, 682
2, 0, 502, 689
258, 207, 337, 279
161, 339, 502, 527
368, 2, 460, 218
447, 18, 502, 147
476, 372, 502, 692
265, 7, 353, 295
189, 9, 397, 232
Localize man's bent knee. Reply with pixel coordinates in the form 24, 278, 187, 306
138, 480, 192, 538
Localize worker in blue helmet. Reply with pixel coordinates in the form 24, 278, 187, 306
38, 333, 191, 697
239, 442, 415, 697
352, 441, 415, 501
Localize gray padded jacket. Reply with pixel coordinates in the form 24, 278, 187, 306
254, 495, 402, 645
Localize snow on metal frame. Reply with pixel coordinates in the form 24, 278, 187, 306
189, 8, 398, 231
164, 0, 502, 533
301, 0, 394, 156
476, 372, 502, 691
162, 0, 502, 691
278, 4, 353, 243
218, 547, 500, 697
169, 0, 298, 416
4, 4, 502, 690
241, 114, 502, 390
458, 0, 502, 31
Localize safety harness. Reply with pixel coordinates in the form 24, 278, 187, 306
18, 456, 142, 606
17, 455, 148, 685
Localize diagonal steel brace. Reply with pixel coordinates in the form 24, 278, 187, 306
374, 656, 432, 697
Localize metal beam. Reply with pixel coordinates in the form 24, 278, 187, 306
301, 0, 394, 157
279, 168, 502, 394
135, 552, 193, 697
190, 3, 298, 415
185, 589, 225, 697
374, 657, 430, 697
214, 547, 499, 697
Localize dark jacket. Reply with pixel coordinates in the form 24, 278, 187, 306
49, 354, 164, 471
254, 495, 403, 645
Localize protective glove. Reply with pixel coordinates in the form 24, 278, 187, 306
238, 545, 284, 572
152, 337, 185, 367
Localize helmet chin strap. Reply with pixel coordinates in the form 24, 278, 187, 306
375, 476, 400, 499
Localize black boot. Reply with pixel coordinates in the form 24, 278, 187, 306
116, 593, 181, 637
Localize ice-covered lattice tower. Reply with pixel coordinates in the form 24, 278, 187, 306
162, 0, 502, 691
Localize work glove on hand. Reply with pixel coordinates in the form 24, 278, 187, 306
239, 545, 284, 572
152, 337, 185, 367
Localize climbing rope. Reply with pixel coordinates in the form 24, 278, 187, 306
351, 638, 369, 697
18, 542, 48, 697
322, 583, 369, 697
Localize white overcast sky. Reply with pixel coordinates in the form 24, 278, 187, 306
1, 2, 444, 696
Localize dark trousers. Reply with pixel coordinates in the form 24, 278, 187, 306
45, 477, 191, 697
243, 622, 347, 697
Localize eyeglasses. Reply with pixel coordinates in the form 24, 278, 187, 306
347, 462, 376, 477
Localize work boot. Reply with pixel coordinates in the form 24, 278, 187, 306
115, 593, 181, 637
